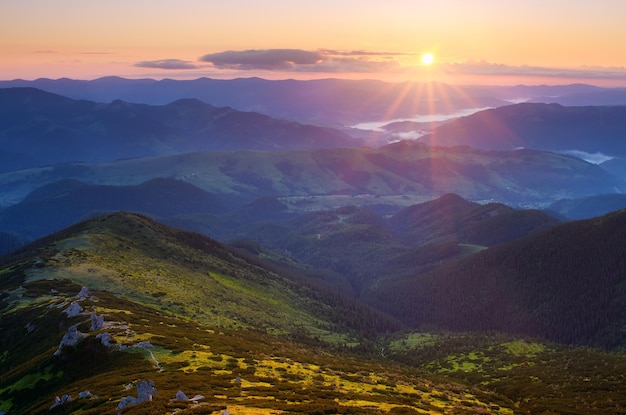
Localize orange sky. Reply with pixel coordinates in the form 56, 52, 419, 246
2, 1, 626, 85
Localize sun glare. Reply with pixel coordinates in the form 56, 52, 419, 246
421, 53, 435, 66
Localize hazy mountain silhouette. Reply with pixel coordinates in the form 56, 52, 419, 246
422, 103, 626, 157
548, 193, 626, 219
0, 77, 511, 125
0, 87, 356, 169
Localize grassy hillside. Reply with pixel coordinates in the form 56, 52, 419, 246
2, 213, 626, 414
0, 212, 524, 415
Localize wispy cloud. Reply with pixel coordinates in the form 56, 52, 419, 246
34, 50, 58, 54
199, 48, 403, 73
442, 60, 626, 81
80, 51, 115, 55
135, 59, 200, 70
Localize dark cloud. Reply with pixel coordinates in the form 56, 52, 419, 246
135, 59, 199, 70
199, 48, 403, 73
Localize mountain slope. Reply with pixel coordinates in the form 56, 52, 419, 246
0, 87, 355, 169
390, 193, 559, 246
366, 209, 626, 349
212, 195, 559, 298
1, 143, 622, 210
422, 103, 626, 157
2, 211, 626, 414
1, 212, 531, 415
2, 212, 399, 338
0, 178, 232, 242
548, 193, 626, 219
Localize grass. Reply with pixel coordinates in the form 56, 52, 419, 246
1, 276, 517, 414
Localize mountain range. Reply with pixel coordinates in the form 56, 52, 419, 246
0, 87, 354, 170
423, 102, 626, 159
2, 77, 626, 414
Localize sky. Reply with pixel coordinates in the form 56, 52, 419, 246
2, 0, 626, 86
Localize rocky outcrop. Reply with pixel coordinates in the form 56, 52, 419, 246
50, 394, 72, 409
63, 302, 83, 317
96, 332, 113, 348
90, 313, 104, 331
79, 390, 92, 399
172, 390, 205, 403
76, 286, 89, 300
117, 380, 157, 411
54, 325, 85, 355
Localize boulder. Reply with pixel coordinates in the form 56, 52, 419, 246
77, 286, 89, 299
117, 380, 157, 410
54, 325, 85, 355
63, 302, 84, 317
90, 313, 104, 331
117, 396, 138, 410
96, 332, 113, 348
175, 390, 188, 401
50, 393, 72, 409
79, 390, 92, 399
136, 380, 157, 402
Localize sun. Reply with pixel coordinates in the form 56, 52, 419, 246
421, 52, 435, 66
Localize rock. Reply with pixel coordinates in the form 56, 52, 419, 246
172, 390, 205, 403
175, 390, 188, 401
117, 380, 156, 410
96, 332, 113, 348
136, 380, 157, 402
79, 390, 92, 399
63, 302, 83, 317
189, 394, 205, 402
50, 393, 72, 409
77, 286, 89, 299
117, 395, 137, 410
90, 313, 104, 331
54, 325, 85, 355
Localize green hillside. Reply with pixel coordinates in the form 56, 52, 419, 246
2, 213, 626, 414
0, 212, 515, 415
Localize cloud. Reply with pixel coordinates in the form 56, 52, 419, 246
135, 59, 199, 70
200, 49, 324, 70
199, 48, 403, 73
442, 60, 626, 81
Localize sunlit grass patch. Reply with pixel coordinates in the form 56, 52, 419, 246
500, 340, 545, 357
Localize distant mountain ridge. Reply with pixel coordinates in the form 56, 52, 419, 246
423, 102, 626, 158
0, 87, 355, 170
0, 77, 511, 125
0, 143, 622, 212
